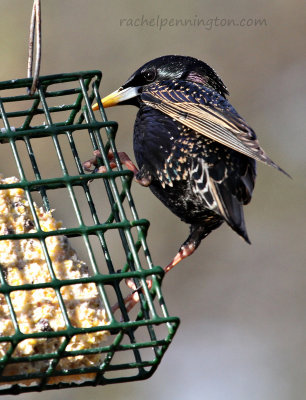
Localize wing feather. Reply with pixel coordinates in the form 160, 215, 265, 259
141, 81, 289, 177
191, 157, 253, 243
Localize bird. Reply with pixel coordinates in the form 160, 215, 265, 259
88, 55, 288, 304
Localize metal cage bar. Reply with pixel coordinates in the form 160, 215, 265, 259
0, 71, 179, 395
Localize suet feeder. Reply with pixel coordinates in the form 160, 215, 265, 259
0, 71, 179, 394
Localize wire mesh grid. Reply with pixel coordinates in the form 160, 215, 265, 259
0, 71, 179, 394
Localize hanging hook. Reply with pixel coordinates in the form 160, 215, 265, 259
27, 0, 41, 95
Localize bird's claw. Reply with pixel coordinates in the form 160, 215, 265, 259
112, 278, 153, 314
83, 150, 152, 186
82, 150, 117, 173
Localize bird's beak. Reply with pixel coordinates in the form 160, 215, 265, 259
92, 86, 141, 111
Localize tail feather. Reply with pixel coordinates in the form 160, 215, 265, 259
215, 183, 251, 244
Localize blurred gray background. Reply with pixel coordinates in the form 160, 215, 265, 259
0, 0, 305, 399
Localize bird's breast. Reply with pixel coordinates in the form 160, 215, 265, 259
133, 106, 182, 176
132, 104, 256, 225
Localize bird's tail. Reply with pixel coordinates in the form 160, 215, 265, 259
214, 183, 251, 244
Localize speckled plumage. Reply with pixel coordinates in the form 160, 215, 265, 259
99, 55, 288, 271
134, 103, 255, 244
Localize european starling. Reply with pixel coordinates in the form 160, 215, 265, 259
90, 55, 288, 280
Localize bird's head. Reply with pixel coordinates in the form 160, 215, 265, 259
92, 55, 228, 111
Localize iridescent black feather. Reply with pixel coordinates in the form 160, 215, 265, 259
103, 55, 288, 257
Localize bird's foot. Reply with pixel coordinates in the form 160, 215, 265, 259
83, 150, 151, 186
164, 242, 197, 273
113, 226, 207, 313
83, 150, 137, 174
164, 224, 210, 273
112, 244, 196, 314
113, 242, 197, 314
112, 278, 152, 314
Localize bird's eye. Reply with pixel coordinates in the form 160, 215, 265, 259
143, 69, 156, 82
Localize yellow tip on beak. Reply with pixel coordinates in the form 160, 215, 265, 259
92, 90, 120, 111
92, 86, 140, 111
92, 102, 99, 111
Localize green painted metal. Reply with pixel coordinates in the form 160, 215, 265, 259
0, 71, 179, 394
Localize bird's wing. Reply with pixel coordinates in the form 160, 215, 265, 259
141, 80, 289, 176
190, 154, 256, 243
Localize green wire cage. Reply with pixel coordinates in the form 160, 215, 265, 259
0, 70, 180, 394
